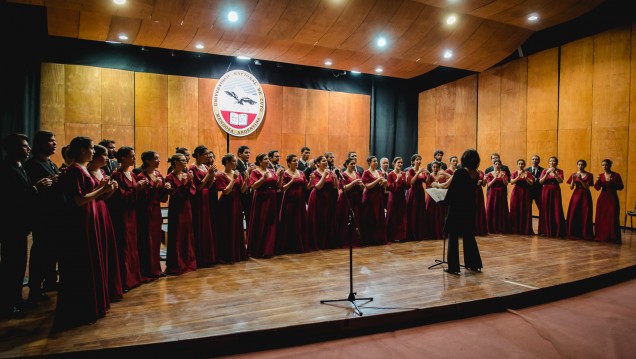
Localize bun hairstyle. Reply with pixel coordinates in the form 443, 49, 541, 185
344, 157, 355, 167
366, 155, 376, 165
115, 146, 134, 163
255, 153, 267, 166
460, 149, 480, 170
68, 136, 92, 161
170, 153, 185, 166
392, 157, 402, 165
141, 151, 158, 168
286, 154, 297, 164
221, 153, 235, 166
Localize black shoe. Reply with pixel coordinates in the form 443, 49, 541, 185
444, 269, 461, 275
2, 306, 26, 319
468, 267, 482, 273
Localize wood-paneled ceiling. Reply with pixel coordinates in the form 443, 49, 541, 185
10, 0, 604, 78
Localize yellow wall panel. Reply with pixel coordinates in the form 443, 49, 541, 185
101, 68, 134, 127
65, 65, 101, 124
627, 22, 636, 219
167, 75, 199, 162
500, 58, 527, 163
527, 48, 558, 162
135, 72, 168, 175
454, 75, 477, 153
197, 78, 227, 160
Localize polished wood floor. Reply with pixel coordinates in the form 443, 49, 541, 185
2, 225, 635, 358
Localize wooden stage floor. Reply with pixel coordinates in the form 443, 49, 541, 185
2, 227, 636, 358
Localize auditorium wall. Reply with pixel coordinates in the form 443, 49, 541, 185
40, 63, 370, 175
418, 23, 636, 219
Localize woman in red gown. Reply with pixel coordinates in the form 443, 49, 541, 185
215, 153, 248, 263
188, 145, 217, 267
278, 154, 309, 254
336, 157, 365, 248
386, 157, 409, 242
248, 153, 282, 258
445, 156, 458, 176
55, 137, 117, 331
108, 146, 147, 291
307, 155, 339, 250
87, 145, 123, 302
509, 159, 534, 235
406, 154, 429, 241
566, 160, 594, 240
426, 161, 451, 239
474, 170, 488, 236
136, 151, 169, 279
538, 156, 565, 238
485, 160, 509, 234
361, 156, 388, 245
594, 159, 624, 243
164, 154, 197, 275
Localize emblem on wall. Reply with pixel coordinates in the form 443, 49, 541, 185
212, 70, 266, 137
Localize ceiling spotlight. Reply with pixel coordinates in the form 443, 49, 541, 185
118, 34, 128, 40
446, 15, 457, 25
228, 11, 239, 22
324, 60, 332, 66
376, 37, 387, 47
375, 67, 383, 73
237, 55, 251, 60
195, 43, 204, 49
351, 70, 361, 74
443, 50, 453, 59
113, 0, 126, 5
528, 13, 539, 21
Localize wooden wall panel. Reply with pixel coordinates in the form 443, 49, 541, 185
454, 75, 478, 154
305, 89, 330, 160
477, 67, 502, 166
500, 58, 527, 166
135, 72, 168, 175
590, 26, 631, 217
65, 65, 101, 124
527, 48, 558, 163
167, 75, 199, 165
282, 87, 307, 159
435, 83, 456, 158
418, 90, 437, 160
348, 93, 371, 161
328, 91, 349, 165
101, 68, 134, 147
40, 63, 66, 165
197, 78, 227, 160
628, 22, 636, 219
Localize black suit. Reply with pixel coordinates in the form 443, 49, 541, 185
102, 158, 119, 176
236, 159, 252, 229
297, 160, 309, 172
0, 160, 37, 312
24, 156, 65, 296
525, 166, 544, 211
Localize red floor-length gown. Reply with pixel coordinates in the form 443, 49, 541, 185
189, 164, 217, 267
335, 171, 363, 248
165, 172, 197, 275
425, 176, 447, 239
509, 171, 534, 235
55, 164, 109, 330
361, 170, 388, 245
538, 169, 565, 238
406, 169, 428, 241
136, 170, 168, 278
386, 171, 409, 242
485, 172, 509, 234
215, 172, 248, 263
248, 170, 279, 258
307, 170, 338, 250
474, 171, 488, 236
278, 171, 308, 254
566, 173, 594, 240
594, 172, 624, 243
108, 171, 144, 290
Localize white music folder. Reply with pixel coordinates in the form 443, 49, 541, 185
425, 188, 448, 203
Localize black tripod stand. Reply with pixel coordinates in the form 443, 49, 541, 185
427, 236, 465, 270
320, 171, 373, 316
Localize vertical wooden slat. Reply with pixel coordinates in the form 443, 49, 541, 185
40, 63, 66, 166
282, 87, 307, 159
101, 68, 134, 147
477, 67, 502, 168
135, 72, 169, 175
454, 75, 478, 155
198, 78, 227, 160
627, 22, 636, 221
418, 90, 436, 161
500, 58, 528, 167
167, 75, 199, 167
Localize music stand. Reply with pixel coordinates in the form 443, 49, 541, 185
320, 171, 373, 316
424, 188, 464, 271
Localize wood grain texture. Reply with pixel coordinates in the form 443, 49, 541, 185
477, 67, 502, 160
500, 58, 527, 165
627, 22, 636, 220
134, 72, 169, 175
65, 65, 101, 124
527, 48, 558, 166
167, 75, 199, 163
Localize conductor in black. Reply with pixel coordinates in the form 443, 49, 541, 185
443, 149, 483, 275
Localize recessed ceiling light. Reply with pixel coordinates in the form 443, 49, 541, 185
195, 43, 204, 49
528, 13, 539, 21
446, 15, 457, 25
324, 60, 332, 66
118, 34, 128, 40
351, 70, 361, 74
376, 37, 387, 47
228, 11, 239, 22
375, 67, 383, 73
113, 0, 126, 5
237, 55, 251, 60
443, 50, 453, 59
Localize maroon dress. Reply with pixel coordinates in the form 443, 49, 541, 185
215, 172, 248, 263
108, 171, 144, 290
307, 170, 338, 250
55, 164, 109, 330
406, 169, 428, 241
594, 172, 624, 243
248, 170, 278, 258
474, 171, 488, 236
165, 172, 197, 275
91, 170, 123, 301
425, 175, 447, 239
361, 170, 388, 245
189, 164, 217, 267
538, 169, 565, 238
336, 171, 363, 248
386, 171, 409, 242
566, 173, 594, 240
485, 172, 509, 234
136, 170, 168, 278
509, 171, 534, 235
278, 171, 308, 254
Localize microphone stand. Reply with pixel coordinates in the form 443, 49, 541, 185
320, 169, 373, 316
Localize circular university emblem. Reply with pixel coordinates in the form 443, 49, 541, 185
212, 70, 266, 137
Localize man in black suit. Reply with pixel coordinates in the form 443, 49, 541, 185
99, 139, 119, 175
0, 133, 50, 318
267, 150, 283, 171
525, 154, 544, 212
346, 151, 364, 175
236, 146, 253, 229
297, 146, 311, 172
426, 149, 447, 172
24, 131, 65, 304
325, 151, 336, 171
484, 153, 512, 178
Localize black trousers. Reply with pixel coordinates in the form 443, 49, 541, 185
0, 233, 28, 311
447, 230, 483, 273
